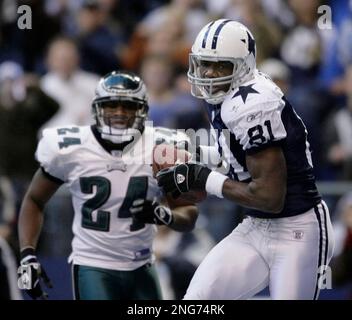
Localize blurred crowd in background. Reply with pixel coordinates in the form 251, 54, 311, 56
0, 0, 352, 299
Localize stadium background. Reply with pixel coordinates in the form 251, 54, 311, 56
0, 0, 351, 300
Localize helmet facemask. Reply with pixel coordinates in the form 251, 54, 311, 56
188, 53, 255, 105
93, 98, 148, 144
92, 71, 149, 144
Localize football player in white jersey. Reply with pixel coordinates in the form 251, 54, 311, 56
157, 19, 334, 300
17, 71, 198, 300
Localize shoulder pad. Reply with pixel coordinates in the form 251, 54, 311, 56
221, 83, 287, 152
39, 126, 90, 154
36, 126, 90, 181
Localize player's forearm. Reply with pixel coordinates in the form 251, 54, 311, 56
18, 195, 45, 250
222, 179, 285, 213
170, 205, 198, 232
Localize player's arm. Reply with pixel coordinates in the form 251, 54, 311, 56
130, 196, 198, 233
157, 100, 288, 213
222, 146, 286, 213
166, 205, 198, 232
18, 168, 62, 249
156, 146, 287, 214
18, 168, 62, 299
163, 195, 198, 232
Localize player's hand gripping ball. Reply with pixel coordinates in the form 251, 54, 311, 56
152, 144, 207, 204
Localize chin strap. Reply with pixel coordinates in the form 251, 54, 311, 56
205, 95, 226, 105
101, 132, 134, 144
100, 125, 140, 144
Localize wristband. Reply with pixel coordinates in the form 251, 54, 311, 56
205, 171, 228, 198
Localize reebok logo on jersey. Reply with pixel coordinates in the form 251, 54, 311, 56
231, 105, 239, 112
247, 111, 262, 122
293, 230, 304, 240
177, 174, 185, 184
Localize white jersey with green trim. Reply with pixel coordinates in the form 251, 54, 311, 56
36, 124, 185, 271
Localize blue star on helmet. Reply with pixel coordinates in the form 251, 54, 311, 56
232, 84, 259, 103
241, 31, 256, 57
247, 31, 256, 56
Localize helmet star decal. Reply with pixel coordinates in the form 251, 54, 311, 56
240, 31, 256, 57
247, 31, 256, 56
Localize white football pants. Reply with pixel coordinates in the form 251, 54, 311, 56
184, 201, 334, 300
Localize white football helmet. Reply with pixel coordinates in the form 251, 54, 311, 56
188, 19, 257, 104
92, 71, 148, 144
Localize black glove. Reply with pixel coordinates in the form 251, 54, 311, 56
156, 162, 211, 196
18, 247, 53, 300
130, 199, 174, 226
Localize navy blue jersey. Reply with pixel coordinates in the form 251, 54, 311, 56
206, 70, 321, 218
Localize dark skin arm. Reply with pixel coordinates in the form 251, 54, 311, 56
18, 169, 62, 250
163, 195, 198, 232
222, 146, 287, 213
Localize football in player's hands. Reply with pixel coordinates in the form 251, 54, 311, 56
152, 144, 207, 204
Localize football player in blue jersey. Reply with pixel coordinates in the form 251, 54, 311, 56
156, 19, 334, 300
